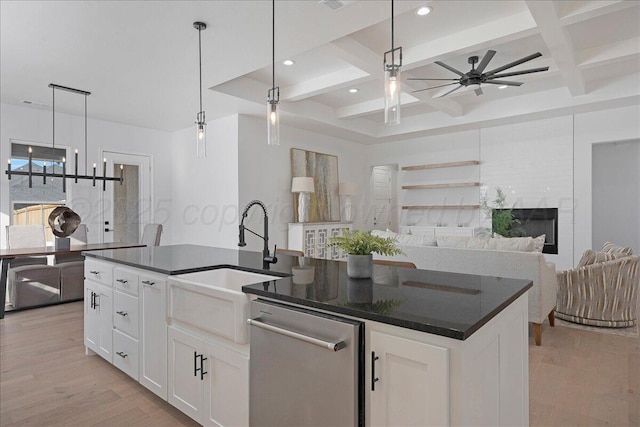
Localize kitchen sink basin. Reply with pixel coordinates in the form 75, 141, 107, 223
168, 268, 284, 344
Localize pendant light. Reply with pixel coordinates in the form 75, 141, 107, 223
267, 0, 280, 146
384, 0, 402, 125
194, 21, 207, 158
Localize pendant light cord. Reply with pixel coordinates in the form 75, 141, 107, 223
391, 0, 395, 64
52, 86, 55, 171
272, 0, 275, 91
198, 26, 203, 114
84, 94, 88, 174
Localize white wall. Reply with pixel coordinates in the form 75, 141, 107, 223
367, 130, 481, 230
573, 105, 640, 262
1, 103, 173, 247
592, 140, 640, 252
169, 115, 240, 248
237, 115, 368, 254
480, 116, 574, 269
366, 106, 640, 271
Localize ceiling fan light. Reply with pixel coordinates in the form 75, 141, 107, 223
416, 5, 432, 16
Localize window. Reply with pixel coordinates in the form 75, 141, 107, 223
9, 142, 67, 241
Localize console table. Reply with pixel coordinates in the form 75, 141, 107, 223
0, 242, 145, 318
288, 222, 352, 260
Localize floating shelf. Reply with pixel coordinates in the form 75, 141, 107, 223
402, 160, 479, 171
402, 182, 480, 190
402, 205, 480, 210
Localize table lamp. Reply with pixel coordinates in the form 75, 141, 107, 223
339, 182, 357, 222
292, 177, 314, 222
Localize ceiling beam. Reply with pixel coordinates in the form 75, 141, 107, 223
526, 1, 586, 96
577, 36, 640, 69
336, 92, 420, 119
280, 66, 370, 102
559, 0, 638, 26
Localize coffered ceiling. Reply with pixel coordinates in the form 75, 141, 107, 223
1, 1, 639, 144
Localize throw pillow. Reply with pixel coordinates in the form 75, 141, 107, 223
532, 234, 546, 253
465, 237, 497, 250
436, 236, 471, 249
601, 242, 633, 256
577, 249, 629, 268
494, 237, 535, 252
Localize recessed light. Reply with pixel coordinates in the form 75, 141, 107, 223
416, 5, 432, 16
498, 85, 508, 89
282, 59, 295, 66
349, 88, 359, 93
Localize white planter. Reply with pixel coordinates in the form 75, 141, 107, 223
347, 254, 373, 279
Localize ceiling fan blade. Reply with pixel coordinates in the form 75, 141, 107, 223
484, 52, 543, 77
474, 87, 484, 96
475, 50, 496, 74
488, 67, 549, 79
437, 85, 464, 98
407, 78, 460, 81
435, 61, 465, 77
483, 80, 523, 86
411, 82, 459, 93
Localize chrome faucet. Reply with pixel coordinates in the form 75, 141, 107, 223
238, 200, 277, 270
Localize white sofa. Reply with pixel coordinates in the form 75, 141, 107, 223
374, 242, 557, 346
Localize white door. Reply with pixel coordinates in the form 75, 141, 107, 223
369, 330, 449, 427
168, 326, 204, 423
101, 152, 151, 244
84, 282, 99, 353
372, 166, 393, 231
140, 276, 168, 400
97, 285, 113, 362
203, 341, 249, 427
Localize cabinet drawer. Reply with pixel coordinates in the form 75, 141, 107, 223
85, 259, 113, 287
113, 329, 139, 380
114, 290, 139, 338
113, 268, 139, 295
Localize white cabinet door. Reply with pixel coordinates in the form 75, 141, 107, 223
97, 285, 113, 362
84, 282, 100, 353
168, 326, 205, 423
369, 330, 449, 427
140, 276, 167, 400
203, 341, 249, 427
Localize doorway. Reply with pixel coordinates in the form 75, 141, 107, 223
592, 140, 640, 252
101, 152, 151, 244
370, 165, 397, 231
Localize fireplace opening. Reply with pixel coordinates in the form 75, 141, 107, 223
492, 208, 558, 254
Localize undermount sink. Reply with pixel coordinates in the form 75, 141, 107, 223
168, 268, 284, 344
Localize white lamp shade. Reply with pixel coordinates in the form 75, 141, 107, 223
339, 182, 357, 196
292, 177, 314, 193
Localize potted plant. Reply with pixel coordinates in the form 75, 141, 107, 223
328, 230, 403, 278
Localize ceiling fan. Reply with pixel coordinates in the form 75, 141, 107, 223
408, 50, 549, 97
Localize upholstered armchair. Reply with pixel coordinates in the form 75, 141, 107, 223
556, 256, 639, 327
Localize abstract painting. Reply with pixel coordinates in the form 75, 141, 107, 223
291, 148, 340, 222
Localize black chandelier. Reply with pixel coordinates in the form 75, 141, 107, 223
5, 83, 123, 192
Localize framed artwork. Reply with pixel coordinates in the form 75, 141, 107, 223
291, 148, 340, 222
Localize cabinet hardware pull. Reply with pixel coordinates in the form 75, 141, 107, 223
371, 351, 380, 391
248, 318, 346, 351
116, 279, 128, 284
116, 311, 128, 317
90, 270, 99, 275
200, 356, 208, 380
116, 351, 128, 358
93, 293, 100, 308
90, 292, 95, 309
141, 280, 155, 286
194, 351, 199, 377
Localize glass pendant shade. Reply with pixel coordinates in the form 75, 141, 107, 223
267, 100, 280, 146
384, 64, 401, 125
196, 117, 206, 158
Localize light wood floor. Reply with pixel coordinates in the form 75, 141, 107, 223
1, 303, 639, 427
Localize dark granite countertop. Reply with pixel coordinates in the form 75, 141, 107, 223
84, 244, 532, 340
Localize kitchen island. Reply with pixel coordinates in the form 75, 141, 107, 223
83, 244, 532, 426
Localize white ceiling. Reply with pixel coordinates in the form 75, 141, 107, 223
1, 0, 639, 145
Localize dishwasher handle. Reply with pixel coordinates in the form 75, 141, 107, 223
248, 318, 346, 352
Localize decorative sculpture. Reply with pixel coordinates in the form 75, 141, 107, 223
48, 206, 81, 249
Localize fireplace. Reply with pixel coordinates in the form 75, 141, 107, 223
492, 208, 558, 254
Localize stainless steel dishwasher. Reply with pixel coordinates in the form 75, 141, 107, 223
248, 299, 364, 427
